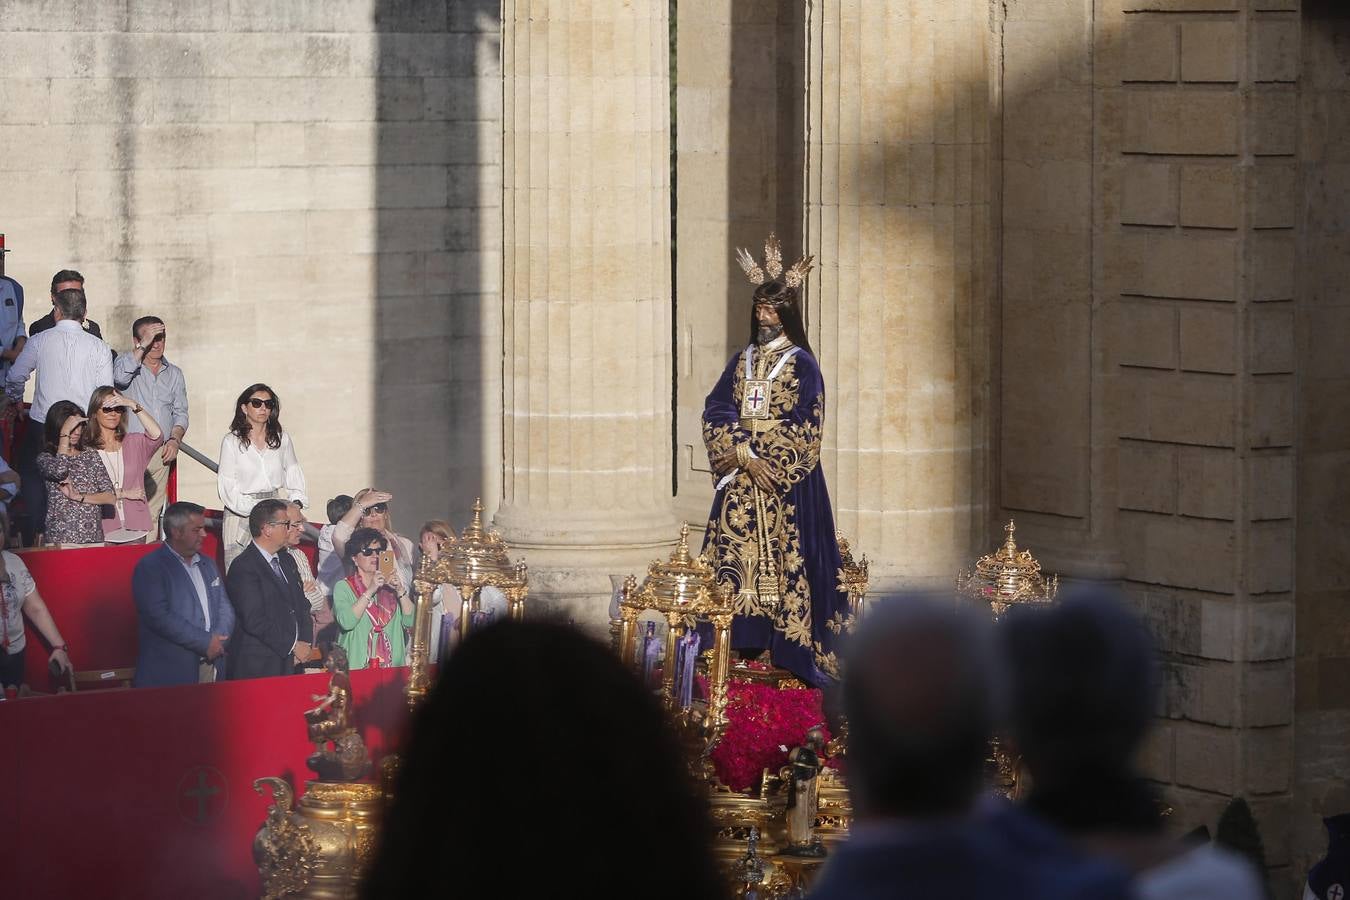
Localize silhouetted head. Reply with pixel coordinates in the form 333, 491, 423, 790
842, 593, 994, 820
1000, 588, 1163, 832
362, 620, 725, 900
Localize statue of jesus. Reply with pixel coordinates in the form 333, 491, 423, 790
699, 234, 851, 687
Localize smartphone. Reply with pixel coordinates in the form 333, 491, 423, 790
379, 550, 396, 580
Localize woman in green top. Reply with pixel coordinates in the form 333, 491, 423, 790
333, 526, 415, 669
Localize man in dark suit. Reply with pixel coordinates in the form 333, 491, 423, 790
225, 498, 313, 679
807, 595, 1131, 900
132, 501, 234, 687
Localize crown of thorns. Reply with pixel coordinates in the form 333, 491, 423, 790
734, 232, 814, 291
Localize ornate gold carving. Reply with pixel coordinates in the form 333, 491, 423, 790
253, 778, 320, 900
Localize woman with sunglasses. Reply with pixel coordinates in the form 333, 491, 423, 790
218, 383, 308, 570
83, 385, 163, 543
330, 488, 414, 589
333, 526, 414, 670
35, 400, 122, 546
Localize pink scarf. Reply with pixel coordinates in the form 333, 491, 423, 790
347, 572, 398, 667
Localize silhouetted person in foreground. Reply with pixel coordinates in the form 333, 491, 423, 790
809, 594, 1131, 900
998, 590, 1264, 900
361, 619, 726, 900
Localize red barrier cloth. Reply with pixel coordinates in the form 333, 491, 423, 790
1, 666, 413, 899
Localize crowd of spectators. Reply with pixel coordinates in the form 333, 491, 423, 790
0, 266, 480, 691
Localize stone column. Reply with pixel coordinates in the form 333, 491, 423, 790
804, 0, 992, 587
494, 0, 678, 625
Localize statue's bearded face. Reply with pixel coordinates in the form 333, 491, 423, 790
755, 302, 783, 344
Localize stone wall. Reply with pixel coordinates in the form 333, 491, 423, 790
997, 0, 1304, 886
1294, 0, 1350, 879
0, 0, 501, 530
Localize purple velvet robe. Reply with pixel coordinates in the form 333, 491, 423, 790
700, 341, 850, 687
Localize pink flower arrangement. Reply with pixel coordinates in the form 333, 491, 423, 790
706, 675, 833, 792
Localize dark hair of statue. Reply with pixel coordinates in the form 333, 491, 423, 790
42, 400, 86, 454
747, 279, 813, 357
360, 620, 727, 900
230, 382, 283, 450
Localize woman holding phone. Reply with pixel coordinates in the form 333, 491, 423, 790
35, 400, 123, 547
218, 383, 308, 570
333, 526, 414, 669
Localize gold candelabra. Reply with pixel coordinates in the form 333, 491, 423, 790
955, 520, 1058, 618
407, 498, 529, 708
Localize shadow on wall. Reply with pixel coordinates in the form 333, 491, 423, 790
373, 0, 500, 533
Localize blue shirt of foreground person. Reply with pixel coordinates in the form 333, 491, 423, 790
807, 595, 1131, 900
132, 501, 234, 687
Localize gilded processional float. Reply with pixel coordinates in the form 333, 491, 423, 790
250, 511, 1060, 899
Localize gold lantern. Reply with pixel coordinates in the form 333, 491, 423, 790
617, 523, 736, 758
955, 520, 1058, 618
407, 498, 529, 707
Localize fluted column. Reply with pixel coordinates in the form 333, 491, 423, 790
805, 0, 992, 587
494, 0, 677, 623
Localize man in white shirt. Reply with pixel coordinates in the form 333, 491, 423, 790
3, 284, 113, 544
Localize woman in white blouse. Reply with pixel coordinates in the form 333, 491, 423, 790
217, 383, 308, 570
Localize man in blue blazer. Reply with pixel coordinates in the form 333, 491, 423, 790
132, 501, 235, 687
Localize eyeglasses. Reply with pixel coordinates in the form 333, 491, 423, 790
100, 406, 120, 414
286, 521, 303, 530
266, 519, 289, 529
357, 547, 383, 557
363, 503, 389, 514
246, 398, 278, 410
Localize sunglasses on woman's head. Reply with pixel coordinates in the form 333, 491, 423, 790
247, 398, 278, 410
357, 547, 383, 557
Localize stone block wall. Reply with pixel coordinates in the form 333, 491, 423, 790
0, 0, 501, 529
1294, 0, 1350, 879
998, 0, 1305, 884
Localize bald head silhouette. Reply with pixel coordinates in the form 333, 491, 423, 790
843, 594, 994, 820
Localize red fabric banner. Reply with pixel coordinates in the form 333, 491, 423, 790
2, 665, 413, 899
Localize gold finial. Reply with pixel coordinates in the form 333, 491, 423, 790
463, 497, 486, 541
671, 522, 693, 565
1003, 520, 1018, 554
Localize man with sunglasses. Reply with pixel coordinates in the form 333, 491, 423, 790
114, 315, 189, 535
224, 498, 314, 680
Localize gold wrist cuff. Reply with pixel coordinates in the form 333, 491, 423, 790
735, 444, 751, 467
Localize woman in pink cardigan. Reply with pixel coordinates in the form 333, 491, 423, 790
83, 386, 163, 543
